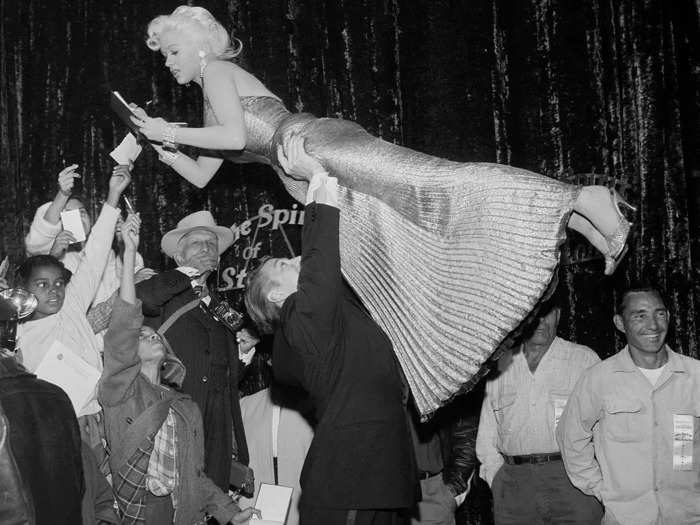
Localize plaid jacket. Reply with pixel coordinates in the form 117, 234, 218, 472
114, 434, 155, 523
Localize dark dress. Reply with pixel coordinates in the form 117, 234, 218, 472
208, 95, 578, 417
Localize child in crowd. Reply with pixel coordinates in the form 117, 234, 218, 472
24, 163, 146, 306
15, 164, 132, 471
100, 212, 258, 525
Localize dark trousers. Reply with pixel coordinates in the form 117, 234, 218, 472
300, 506, 409, 525
492, 461, 602, 525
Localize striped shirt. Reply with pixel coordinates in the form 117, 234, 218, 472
476, 337, 599, 486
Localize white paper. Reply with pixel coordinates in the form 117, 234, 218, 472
252, 483, 293, 524
110, 133, 142, 165
673, 414, 694, 471
60, 209, 87, 243
34, 340, 101, 415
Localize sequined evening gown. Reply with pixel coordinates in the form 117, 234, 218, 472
218, 95, 578, 417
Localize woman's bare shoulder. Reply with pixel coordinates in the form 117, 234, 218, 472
212, 61, 280, 99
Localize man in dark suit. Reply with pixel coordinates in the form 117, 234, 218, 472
136, 210, 249, 492
244, 136, 416, 525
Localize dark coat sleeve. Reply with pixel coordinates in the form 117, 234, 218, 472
135, 269, 192, 316
282, 203, 342, 354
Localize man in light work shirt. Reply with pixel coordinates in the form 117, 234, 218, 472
557, 286, 700, 525
476, 299, 602, 524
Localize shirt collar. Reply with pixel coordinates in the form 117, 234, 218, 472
612, 345, 683, 373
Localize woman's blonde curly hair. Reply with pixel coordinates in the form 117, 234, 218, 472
146, 5, 242, 60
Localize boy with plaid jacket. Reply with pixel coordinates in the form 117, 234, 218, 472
98, 213, 257, 525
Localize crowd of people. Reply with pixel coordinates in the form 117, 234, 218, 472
0, 4, 697, 525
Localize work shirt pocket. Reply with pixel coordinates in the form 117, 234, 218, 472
603, 398, 644, 442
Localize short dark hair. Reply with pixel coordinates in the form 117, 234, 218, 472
244, 257, 281, 335
616, 285, 667, 315
16, 255, 72, 288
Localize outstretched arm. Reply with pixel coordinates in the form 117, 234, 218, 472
278, 135, 342, 352
151, 144, 224, 189
98, 213, 143, 407
25, 165, 80, 256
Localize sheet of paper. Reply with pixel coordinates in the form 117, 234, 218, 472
60, 209, 86, 242
252, 483, 293, 524
34, 340, 101, 415
110, 133, 142, 165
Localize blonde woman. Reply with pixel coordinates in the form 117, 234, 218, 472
131, 6, 634, 416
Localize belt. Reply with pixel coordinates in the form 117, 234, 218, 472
418, 469, 442, 480
503, 453, 562, 465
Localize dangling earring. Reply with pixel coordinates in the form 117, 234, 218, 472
198, 50, 207, 80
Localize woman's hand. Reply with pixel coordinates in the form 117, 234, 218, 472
130, 115, 171, 142
277, 132, 325, 181
231, 507, 261, 524
57, 164, 80, 196
122, 213, 141, 253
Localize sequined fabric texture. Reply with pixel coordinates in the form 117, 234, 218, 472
234, 96, 579, 417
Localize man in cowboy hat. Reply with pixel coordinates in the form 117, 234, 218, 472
136, 210, 250, 493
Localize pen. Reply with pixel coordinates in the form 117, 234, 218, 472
123, 196, 136, 215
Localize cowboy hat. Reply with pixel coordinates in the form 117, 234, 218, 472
161, 210, 234, 258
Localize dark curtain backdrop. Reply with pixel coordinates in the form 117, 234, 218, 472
1, 1, 698, 522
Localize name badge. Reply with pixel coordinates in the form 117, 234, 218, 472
673, 414, 694, 471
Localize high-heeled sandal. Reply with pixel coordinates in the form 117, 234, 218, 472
602, 189, 636, 275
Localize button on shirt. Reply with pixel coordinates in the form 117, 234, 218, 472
476, 337, 600, 486
556, 346, 700, 525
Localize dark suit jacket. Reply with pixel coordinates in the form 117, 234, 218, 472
273, 202, 416, 510
136, 269, 248, 489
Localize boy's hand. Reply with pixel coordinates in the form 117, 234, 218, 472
50, 230, 78, 258
57, 164, 80, 196
122, 213, 141, 252
106, 164, 132, 207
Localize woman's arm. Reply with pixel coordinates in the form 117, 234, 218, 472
151, 144, 224, 189
134, 62, 247, 151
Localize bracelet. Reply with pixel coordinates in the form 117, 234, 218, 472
159, 150, 180, 166
162, 124, 177, 151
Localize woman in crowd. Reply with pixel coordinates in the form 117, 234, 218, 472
130, 5, 634, 416
15, 164, 132, 473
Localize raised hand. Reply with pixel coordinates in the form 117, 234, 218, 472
106, 164, 132, 207
57, 164, 80, 196
122, 213, 141, 253
276, 132, 325, 181
50, 230, 78, 258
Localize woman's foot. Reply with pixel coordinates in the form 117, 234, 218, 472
571, 186, 636, 274
567, 212, 629, 275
